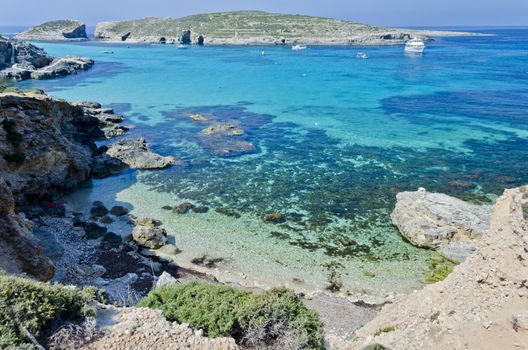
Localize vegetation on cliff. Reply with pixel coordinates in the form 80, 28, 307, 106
139, 280, 325, 349
0, 272, 103, 349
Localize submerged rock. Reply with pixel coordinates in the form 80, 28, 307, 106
264, 212, 286, 224
173, 202, 194, 214
197, 123, 256, 157
106, 138, 177, 169
132, 218, 167, 249
110, 205, 129, 216
391, 187, 493, 261
90, 202, 109, 218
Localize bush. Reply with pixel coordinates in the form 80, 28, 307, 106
0, 272, 101, 349
426, 255, 455, 283
138, 281, 325, 349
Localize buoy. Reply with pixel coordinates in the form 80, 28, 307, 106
261, 51, 265, 56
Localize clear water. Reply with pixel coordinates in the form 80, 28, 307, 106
16, 28, 528, 300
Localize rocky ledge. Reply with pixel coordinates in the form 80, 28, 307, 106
16, 19, 88, 41
391, 188, 493, 262
0, 38, 93, 81
349, 186, 528, 349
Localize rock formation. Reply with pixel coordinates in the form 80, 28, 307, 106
0, 38, 93, 81
181, 30, 192, 45
104, 138, 176, 169
0, 178, 55, 281
348, 186, 528, 349
132, 218, 168, 249
79, 305, 239, 349
391, 188, 493, 261
16, 20, 88, 41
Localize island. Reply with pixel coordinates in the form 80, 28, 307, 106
94, 11, 481, 45
16, 19, 88, 41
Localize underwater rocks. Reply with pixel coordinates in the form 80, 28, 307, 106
391, 187, 493, 262
0, 178, 55, 281
170, 202, 209, 214
16, 20, 88, 41
132, 218, 168, 249
264, 212, 286, 224
197, 123, 256, 157
105, 138, 177, 170
0, 38, 93, 81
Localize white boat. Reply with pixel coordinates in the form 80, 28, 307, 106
356, 53, 369, 59
178, 44, 190, 49
405, 38, 425, 53
292, 44, 307, 51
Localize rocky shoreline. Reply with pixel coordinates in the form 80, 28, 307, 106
0, 38, 93, 81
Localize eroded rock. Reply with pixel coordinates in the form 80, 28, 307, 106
105, 138, 176, 169
132, 218, 167, 249
391, 187, 493, 261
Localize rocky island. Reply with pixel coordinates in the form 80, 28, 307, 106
94, 10, 481, 45
0, 37, 93, 81
16, 19, 88, 41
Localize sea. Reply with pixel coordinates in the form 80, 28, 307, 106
7, 27, 528, 301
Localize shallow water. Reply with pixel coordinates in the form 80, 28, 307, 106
17, 28, 528, 300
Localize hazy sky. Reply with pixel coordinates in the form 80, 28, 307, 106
1, 0, 527, 27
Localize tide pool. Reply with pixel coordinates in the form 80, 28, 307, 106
18, 28, 528, 300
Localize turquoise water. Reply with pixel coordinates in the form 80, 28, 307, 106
17, 28, 528, 300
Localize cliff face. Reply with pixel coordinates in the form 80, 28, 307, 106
348, 186, 528, 350
16, 20, 88, 41
0, 91, 98, 204
0, 177, 54, 281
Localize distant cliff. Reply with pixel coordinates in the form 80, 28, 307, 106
94, 11, 480, 45
16, 19, 88, 41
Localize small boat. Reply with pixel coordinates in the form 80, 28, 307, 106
356, 53, 369, 59
292, 44, 307, 51
178, 44, 190, 49
103, 50, 114, 54
405, 38, 425, 53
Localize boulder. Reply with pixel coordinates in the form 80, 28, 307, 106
391, 187, 493, 261
132, 218, 167, 249
110, 205, 129, 216
155, 271, 178, 288
90, 202, 109, 217
29, 56, 94, 80
105, 138, 176, 169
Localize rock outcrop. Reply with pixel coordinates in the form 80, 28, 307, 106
0, 38, 93, 81
80, 305, 238, 349
16, 20, 88, 41
132, 218, 168, 249
391, 188, 493, 261
348, 186, 528, 350
104, 138, 176, 169
0, 178, 55, 281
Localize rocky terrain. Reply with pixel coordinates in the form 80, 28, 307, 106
94, 10, 482, 45
348, 186, 528, 349
0, 38, 93, 81
16, 19, 88, 41
0, 89, 175, 282
391, 187, 493, 262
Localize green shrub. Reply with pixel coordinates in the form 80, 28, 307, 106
0, 272, 101, 349
426, 255, 455, 283
4, 152, 26, 165
138, 281, 325, 349
373, 325, 396, 337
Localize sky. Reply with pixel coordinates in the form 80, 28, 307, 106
0, 0, 527, 27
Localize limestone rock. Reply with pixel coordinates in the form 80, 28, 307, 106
132, 218, 167, 249
0, 178, 55, 281
391, 187, 493, 261
16, 20, 88, 41
105, 138, 176, 169
29, 56, 94, 79
155, 271, 178, 288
